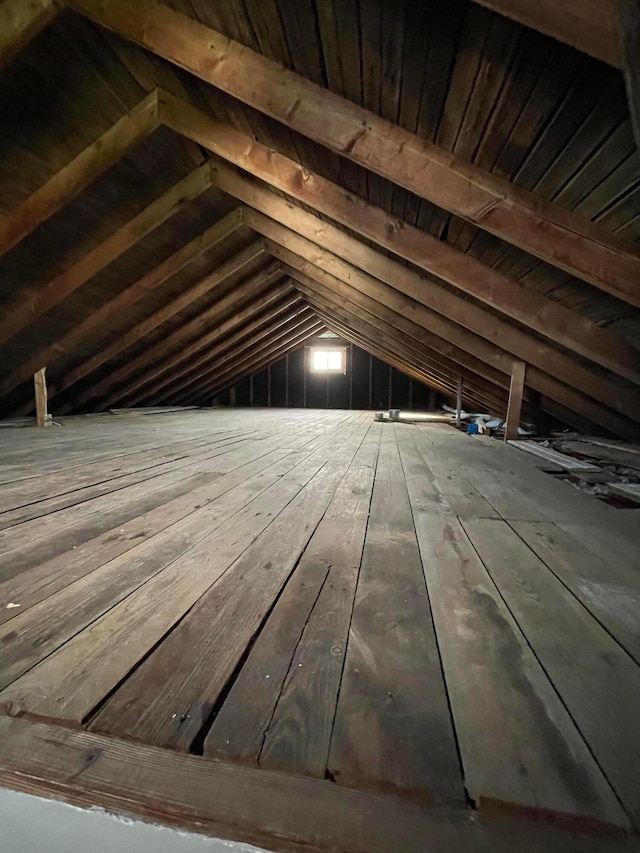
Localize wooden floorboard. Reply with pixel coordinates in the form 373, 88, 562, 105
0, 409, 639, 849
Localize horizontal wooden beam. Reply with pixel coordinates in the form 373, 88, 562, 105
247, 208, 640, 427
0, 716, 630, 853
158, 95, 640, 381
53, 240, 265, 410
67, 1, 640, 305
2, 205, 242, 410
96, 266, 285, 409
262, 233, 640, 439
0, 88, 160, 260
132, 289, 301, 408
470, 0, 619, 66
0, 0, 59, 68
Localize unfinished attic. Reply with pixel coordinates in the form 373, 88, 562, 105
1, 0, 640, 850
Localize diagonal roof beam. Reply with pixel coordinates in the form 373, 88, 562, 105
308, 304, 494, 412
179, 315, 323, 407
265, 237, 640, 440
0, 88, 160, 259
124, 287, 300, 409
1, 205, 241, 407
154, 297, 310, 408
470, 0, 619, 67
293, 274, 518, 414
67, 0, 640, 306
619, 0, 640, 149
95, 265, 285, 409
247, 208, 640, 427
52, 240, 265, 410
283, 264, 516, 399
159, 94, 640, 376
0, 164, 212, 351
0, 0, 60, 68
307, 300, 502, 414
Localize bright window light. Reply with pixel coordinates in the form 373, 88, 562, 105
310, 347, 346, 374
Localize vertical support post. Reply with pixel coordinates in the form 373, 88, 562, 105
285, 353, 289, 407
455, 376, 463, 429
368, 353, 373, 410
34, 367, 49, 427
303, 348, 307, 408
504, 360, 527, 442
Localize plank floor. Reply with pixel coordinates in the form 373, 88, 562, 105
0, 409, 639, 846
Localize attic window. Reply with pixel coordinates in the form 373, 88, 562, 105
309, 346, 346, 374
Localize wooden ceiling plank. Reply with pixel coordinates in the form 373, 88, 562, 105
0, 88, 160, 261
265, 238, 640, 439
619, 0, 640, 149
66, 0, 640, 305
294, 277, 514, 413
154, 298, 310, 408
52, 240, 265, 410
181, 312, 321, 406
96, 266, 286, 409
0, 0, 59, 68
284, 263, 514, 397
154, 97, 640, 383
304, 297, 502, 413
0, 163, 211, 350
308, 304, 484, 409
182, 315, 322, 406
169, 308, 318, 406
127, 288, 300, 408
0, 205, 242, 405
246, 208, 640, 425
469, 0, 619, 67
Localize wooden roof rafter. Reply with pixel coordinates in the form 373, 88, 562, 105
120, 287, 303, 410
52, 240, 266, 413
93, 265, 288, 410
0, 0, 60, 69
64, 0, 640, 307
248, 212, 640, 436
182, 315, 324, 406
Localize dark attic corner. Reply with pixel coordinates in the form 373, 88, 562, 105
1, 1, 640, 852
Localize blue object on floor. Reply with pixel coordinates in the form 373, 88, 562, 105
467, 423, 479, 435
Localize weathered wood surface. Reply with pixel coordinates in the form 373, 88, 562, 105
0, 410, 639, 838
2, 717, 638, 853
67, 0, 640, 307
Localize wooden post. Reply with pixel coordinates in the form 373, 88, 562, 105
303, 349, 307, 408
34, 368, 49, 427
456, 377, 463, 428
285, 353, 289, 407
504, 361, 527, 441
